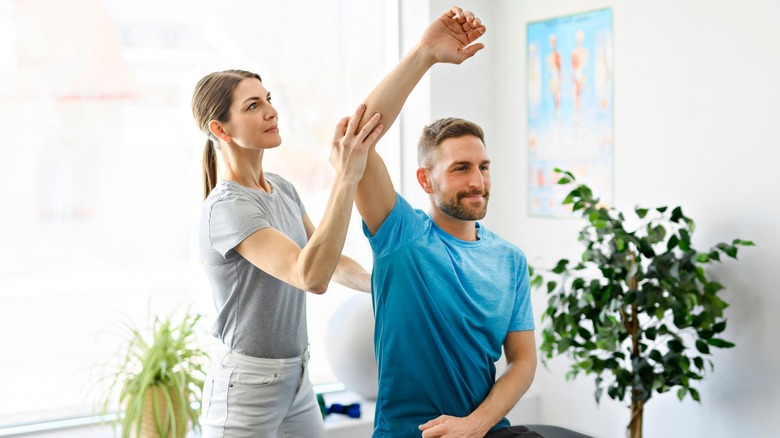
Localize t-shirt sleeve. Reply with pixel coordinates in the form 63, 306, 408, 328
362, 193, 425, 258
207, 192, 271, 258
509, 251, 536, 331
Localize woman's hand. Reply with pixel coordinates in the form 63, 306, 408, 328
330, 103, 384, 183
418, 6, 487, 65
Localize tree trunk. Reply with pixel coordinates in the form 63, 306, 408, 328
627, 265, 643, 438
628, 397, 643, 438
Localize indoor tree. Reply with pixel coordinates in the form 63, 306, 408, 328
530, 169, 754, 438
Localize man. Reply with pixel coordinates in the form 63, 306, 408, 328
351, 7, 540, 437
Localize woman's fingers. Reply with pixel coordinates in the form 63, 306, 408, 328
357, 112, 382, 143
345, 103, 368, 136
334, 115, 350, 137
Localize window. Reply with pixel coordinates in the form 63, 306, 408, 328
0, 0, 395, 426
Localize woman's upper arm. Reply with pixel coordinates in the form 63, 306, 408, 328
234, 227, 308, 291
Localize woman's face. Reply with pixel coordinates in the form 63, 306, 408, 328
223, 77, 281, 150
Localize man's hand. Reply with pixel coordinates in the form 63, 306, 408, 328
418, 6, 487, 65
419, 414, 488, 438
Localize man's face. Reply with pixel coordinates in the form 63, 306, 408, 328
427, 135, 491, 221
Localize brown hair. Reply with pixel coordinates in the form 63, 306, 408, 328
191, 69, 262, 199
417, 118, 485, 168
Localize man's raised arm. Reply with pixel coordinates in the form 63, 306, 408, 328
354, 6, 486, 235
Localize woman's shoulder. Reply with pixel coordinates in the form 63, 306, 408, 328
266, 173, 301, 197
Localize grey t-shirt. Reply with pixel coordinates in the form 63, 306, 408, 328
200, 173, 308, 358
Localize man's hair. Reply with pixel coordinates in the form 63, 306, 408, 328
417, 118, 485, 168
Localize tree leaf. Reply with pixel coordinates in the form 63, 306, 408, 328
552, 259, 569, 274
707, 338, 736, 349
704, 282, 725, 295
712, 321, 727, 333
671, 206, 684, 223
667, 234, 679, 251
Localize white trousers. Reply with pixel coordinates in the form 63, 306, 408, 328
200, 345, 325, 438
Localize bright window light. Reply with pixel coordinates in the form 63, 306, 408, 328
0, 0, 392, 427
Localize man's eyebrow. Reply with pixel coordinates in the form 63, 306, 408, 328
448, 160, 491, 166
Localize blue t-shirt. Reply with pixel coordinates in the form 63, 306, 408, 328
363, 194, 535, 437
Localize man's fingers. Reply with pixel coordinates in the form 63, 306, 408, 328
419, 415, 448, 430
421, 423, 446, 438
461, 43, 485, 61
447, 6, 465, 21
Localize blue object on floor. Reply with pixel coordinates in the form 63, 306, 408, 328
327, 402, 361, 418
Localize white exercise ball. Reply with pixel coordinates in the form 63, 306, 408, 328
324, 293, 378, 400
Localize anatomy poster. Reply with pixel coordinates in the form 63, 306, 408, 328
527, 8, 613, 217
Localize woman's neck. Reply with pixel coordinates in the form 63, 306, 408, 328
222, 147, 270, 192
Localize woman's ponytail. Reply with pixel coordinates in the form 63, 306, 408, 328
202, 138, 218, 199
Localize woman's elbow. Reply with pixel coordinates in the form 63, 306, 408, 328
306, 283, 329, 295
300, 274, 330, 294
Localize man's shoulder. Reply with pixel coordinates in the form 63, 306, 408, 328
479, 226, 526, 256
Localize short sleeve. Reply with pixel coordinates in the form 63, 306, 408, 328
362, 193, 427, 259
509, 251, 536, 331
207, 191, 271, 258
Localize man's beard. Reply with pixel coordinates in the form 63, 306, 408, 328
433, 186, 490, 221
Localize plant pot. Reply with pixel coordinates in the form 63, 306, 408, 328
134, 384, 188, 438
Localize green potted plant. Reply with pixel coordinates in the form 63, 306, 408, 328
530, 169, 754, 438
99, 307, 209, 438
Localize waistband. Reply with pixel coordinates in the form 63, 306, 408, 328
219, 344, 310, 368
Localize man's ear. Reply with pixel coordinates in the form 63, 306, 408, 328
208, 120, 231, 143
416, 167, 434, 194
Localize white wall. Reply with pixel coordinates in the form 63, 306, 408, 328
417, 0, 780, 436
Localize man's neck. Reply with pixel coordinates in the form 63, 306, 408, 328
429, 209, 479, 242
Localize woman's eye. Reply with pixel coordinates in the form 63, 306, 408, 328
248, 102, 257, 110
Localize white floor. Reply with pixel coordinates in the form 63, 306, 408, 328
2, 391, 540, 438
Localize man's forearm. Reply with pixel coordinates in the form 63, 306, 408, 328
467, 358, 537, 434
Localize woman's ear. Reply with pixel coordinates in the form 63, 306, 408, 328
208, 120, 231, 143
417, 167, 434, 194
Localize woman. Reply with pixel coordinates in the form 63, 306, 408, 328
192, 70, 381, 437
